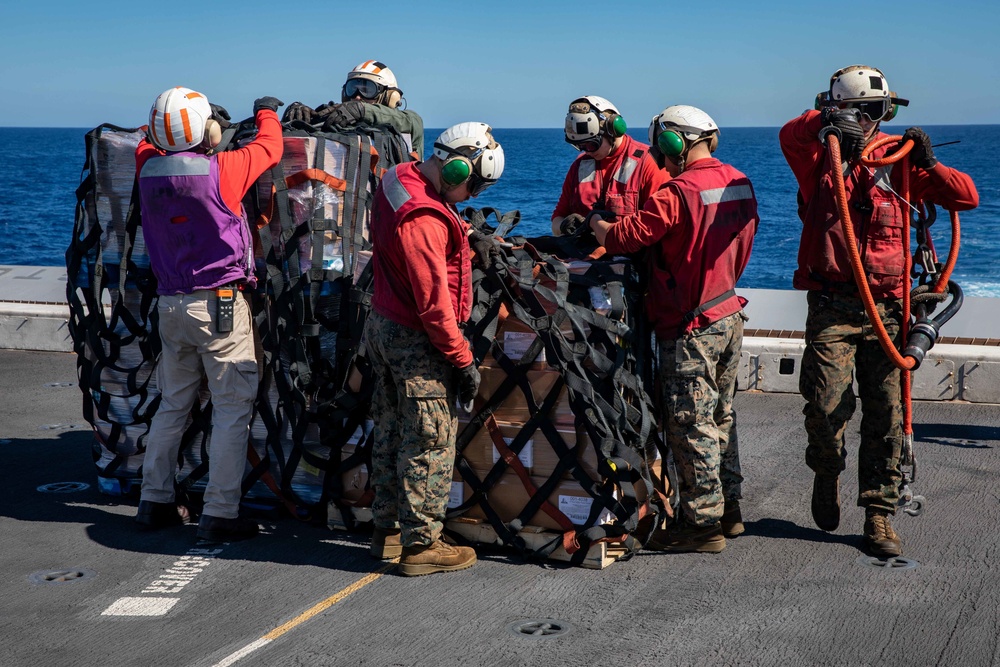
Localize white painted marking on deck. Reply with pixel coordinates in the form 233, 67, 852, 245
101, 596, 180, 616
210, 561, 396, 666
212, 638, 273, 667
101, 547, 223, 618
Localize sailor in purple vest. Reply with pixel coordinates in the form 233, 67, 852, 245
133, 87, 283, 543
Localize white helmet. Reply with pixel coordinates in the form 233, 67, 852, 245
829, 65, 889, 103
648, 104, 719, 159
148, 87, 212, 152
821, 64, 907, 122
342, 60, 402, 107
564, 95, 626, 147
433, 122, 505, 195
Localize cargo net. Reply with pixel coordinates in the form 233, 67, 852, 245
447, 212, 668, 565
66, 118, 412, 514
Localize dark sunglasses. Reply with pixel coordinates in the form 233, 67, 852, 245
343, 78, 382, 100
841, 99, 890, 122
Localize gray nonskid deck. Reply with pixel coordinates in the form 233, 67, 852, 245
1, 350, 998, 666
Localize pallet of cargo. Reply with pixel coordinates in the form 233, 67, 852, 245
446, 517, 629, 570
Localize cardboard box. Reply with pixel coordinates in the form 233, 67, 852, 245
476, 363, 575, 427
457, 418, 600, 481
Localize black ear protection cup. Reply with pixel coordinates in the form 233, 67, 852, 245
604, 112, 627, 139
440, 155, 473, 186
814, 91, 830, 110
656, 130, 687, 158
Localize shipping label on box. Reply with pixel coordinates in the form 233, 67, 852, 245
503, 331, 545, 364
493, 438, 533, 469
447, 481, 464, 509
558, 494, 613, 525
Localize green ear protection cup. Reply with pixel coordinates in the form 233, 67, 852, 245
441, 156, 473, 186
656, 130, 686, 158
605, 113, 627, 139
884, 104, 899, 122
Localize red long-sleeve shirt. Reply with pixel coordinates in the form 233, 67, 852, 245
135, 109, 284, 215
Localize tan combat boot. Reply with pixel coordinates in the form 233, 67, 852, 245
811, 474, 840, 531
398, 540, 477, 576
864, 509, 902, 557
647, 523, 726, 554
370, 527, 402, 560
721, 499, 744, 538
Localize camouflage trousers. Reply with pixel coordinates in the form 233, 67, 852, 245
658, 312, 745, 528
365, 311, 458, 547
801, 291, 903, 513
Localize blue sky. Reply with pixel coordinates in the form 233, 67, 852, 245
2, 0, 997, 129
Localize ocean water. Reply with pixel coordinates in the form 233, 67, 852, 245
1, 125, 997, 295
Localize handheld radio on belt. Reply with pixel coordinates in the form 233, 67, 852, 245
216, 287, 236, 333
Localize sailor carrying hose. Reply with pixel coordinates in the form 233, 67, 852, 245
779, 65, 979, 557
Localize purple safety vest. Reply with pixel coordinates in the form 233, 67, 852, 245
137, 151, 252, 295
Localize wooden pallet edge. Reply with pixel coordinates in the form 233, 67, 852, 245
446, 518, 628, 570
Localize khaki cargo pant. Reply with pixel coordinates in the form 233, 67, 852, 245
658, 312, 745, 528
140, 291, 258, 519
800, 291, 903, 513
365, 312, 458, 548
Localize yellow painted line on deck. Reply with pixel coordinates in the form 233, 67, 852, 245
211, 561, 397, 667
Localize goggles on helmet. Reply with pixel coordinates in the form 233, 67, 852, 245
343, 78, 383, 100
839, 98, 890, 122
467, 171, 497, 196
567, 136, 602, 153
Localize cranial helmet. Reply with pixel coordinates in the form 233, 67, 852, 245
342, 60, 403, 108
148, 87, 214, 152
814, 65, 909, 122
648, 105, 719, 159
433, 122, 505, 195
564, 95, 627, 147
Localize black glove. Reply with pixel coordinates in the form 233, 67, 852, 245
322, 101, 367, 131
282, 102, 315, 123
209, 103, 232, 129
820, 107, 866, 161
469, 229, 499, 267
253, 96, 284, 114
903, 127, 937, 170
558, 213, 586, 236
456, 363, 481, 407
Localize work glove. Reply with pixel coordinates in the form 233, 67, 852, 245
321, 101, 367, 131
819, 107, 866, 161
456, 363, 481, 409
469, 229, 500, 267
253, 96, 284, 114
282, 102, 314, 123
903, 127, 937, 170
209, 103, 232, 129
558, 213, 586, 236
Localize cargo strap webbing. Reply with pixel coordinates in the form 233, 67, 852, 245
449, 224, 663, 563
67, 118, 412, 516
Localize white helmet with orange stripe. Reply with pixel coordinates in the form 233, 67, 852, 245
341, 60, 403, 108
148, 87, 214, 152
